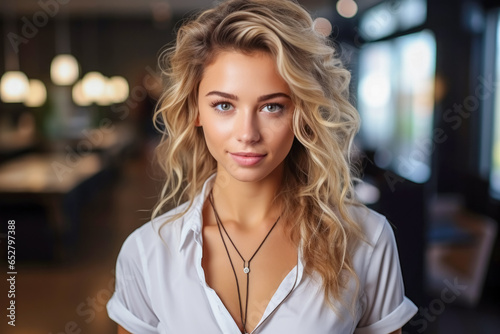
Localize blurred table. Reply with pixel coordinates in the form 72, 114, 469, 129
0, 122, 137, 261
0, 152, 104, 261
0, 153, 102, 194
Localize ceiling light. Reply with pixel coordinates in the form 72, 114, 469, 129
72, 80, 92, 106
82, 71, 106, 102
0, 71, 29, 103
51, 54, 80, 86
24, 79, 47, 107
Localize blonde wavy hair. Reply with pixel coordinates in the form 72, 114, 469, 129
151, 0, 365, 315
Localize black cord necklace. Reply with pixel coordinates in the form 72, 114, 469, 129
208, 189, 281, 334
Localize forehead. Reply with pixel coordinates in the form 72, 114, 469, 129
198, 50, 291, 95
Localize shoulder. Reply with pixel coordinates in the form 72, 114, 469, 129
347, 204, 393, 248
346, 205, 400, 278
116, 200, 192, 263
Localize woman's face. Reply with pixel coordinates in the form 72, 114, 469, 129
196, 50, 295, 183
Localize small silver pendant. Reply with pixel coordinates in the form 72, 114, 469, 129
243, 267, 250, 274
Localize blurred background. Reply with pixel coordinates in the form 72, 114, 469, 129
0, 0, 499, 333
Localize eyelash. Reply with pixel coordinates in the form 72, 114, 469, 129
209, 100, 285, 114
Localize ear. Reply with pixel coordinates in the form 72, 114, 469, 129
194, 112, 202, 127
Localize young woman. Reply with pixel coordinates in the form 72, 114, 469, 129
107, 0, 418, 333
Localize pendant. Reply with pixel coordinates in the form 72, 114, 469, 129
243, 267, 250, 274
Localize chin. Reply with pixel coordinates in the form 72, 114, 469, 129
228, 170, 267, 183
221, 163, 282, 184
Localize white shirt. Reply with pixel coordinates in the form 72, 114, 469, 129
107, 173, 418, 333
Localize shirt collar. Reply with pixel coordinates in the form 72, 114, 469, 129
178, 172, 217, 252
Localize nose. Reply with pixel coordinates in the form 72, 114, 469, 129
235, 109, 261, 144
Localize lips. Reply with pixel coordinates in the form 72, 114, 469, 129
229, 152, 266, 166
231, 152, 266, 157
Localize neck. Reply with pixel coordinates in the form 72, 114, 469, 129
211, 164, 284, 231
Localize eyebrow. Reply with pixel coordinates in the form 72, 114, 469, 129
205, 91, 291, 102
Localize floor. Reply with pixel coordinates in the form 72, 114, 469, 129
3, 139, 499, 334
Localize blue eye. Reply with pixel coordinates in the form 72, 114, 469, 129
211, 101, 233, 113
262, 103, 284, 113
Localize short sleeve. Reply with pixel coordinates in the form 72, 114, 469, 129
355, 218, 418, 334
106, 232, 159, 333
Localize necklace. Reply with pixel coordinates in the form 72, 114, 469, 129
208, 189, 281, 334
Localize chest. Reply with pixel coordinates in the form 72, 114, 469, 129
201, 223, 298, 333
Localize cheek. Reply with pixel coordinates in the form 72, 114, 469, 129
199, 113, 230, 156
264, 116, 295, 148
203, 120, 231, 145
202, 131, 220, 161
280, 130, 296, 153
200, 108, 231, 134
